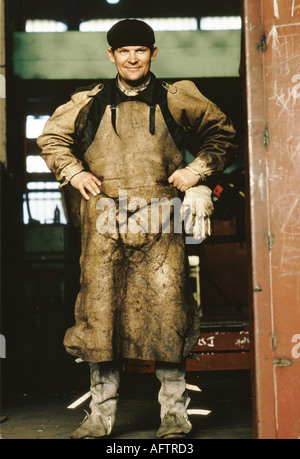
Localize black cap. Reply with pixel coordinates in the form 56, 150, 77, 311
107, 19, 155, 50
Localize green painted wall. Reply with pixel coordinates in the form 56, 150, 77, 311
13, 30, 241, 79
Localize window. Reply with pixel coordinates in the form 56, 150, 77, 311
26, 155, 51, 173
23, 182, 67, 225
200, 16, 242, 31
79, 16, 241, 32
24, 116, 67, 225
26, 115, 50, 138
25, 20, 68, 33
79, 19, 119, 32
79, 17, 198, 32
141, 18, 198, 31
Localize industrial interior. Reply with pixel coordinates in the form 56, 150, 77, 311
1, 0, 260, 440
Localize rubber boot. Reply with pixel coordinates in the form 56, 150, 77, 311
155, 362, 192, 439
70, 361, 120, 439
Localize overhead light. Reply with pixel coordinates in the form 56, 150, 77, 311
25, 20, 68, 33
79, 19, 119, 32
200, 16, 241, 31
80, 17, 198, 32
140, 17, 198, 31
106, 0, 120, 4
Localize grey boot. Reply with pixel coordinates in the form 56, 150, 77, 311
155, 362, 192, 439
71, 361, 120, 439
70, 412, 108, 440
156, 412, 192, 439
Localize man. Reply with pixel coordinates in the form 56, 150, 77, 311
38, 19, 237, 439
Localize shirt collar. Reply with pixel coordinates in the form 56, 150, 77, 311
114, 73, 156, 106
117, 74, 151, 96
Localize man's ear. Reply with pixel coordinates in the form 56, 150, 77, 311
107, 48, 116, 64
151, 47, 158, 62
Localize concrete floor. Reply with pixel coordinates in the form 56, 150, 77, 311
0, 370, 252, 440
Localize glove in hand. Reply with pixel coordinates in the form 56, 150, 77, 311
181, 185, 214, 242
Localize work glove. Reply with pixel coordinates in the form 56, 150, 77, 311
181, 185, 214, 242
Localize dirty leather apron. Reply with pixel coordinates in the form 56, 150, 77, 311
63, 93, 201, 363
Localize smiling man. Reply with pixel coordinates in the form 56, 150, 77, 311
38, 19, 237, 439
107, 19, 158, 86
107, 45, 158, 87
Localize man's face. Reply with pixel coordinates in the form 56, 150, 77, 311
107, 46, 158, 88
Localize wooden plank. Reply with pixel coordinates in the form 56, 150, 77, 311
193, 330, 250, 352
186, 352, 250, 371
125, 325, 251, 374
125, 359, 155, 374
125, 352, 250, 374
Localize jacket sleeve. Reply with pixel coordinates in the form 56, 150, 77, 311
37, 90, 92, 187
167, 80, 238, 178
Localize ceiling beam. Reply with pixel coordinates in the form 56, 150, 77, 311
23, 0, 242, 23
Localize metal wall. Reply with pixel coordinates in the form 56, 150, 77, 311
244, 0, 300, 439
12, 30, 241, 79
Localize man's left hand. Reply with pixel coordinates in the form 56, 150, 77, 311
168, 168, 200, 192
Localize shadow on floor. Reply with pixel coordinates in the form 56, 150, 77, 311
0, 370, 252, 440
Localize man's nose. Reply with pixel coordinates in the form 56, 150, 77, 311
128, 51, 138, 63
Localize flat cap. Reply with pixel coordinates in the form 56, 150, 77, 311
107, 19, 155, 49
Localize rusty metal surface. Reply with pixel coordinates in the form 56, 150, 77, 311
244, 0, 300, 439
190, 328, 250, 371
126, 326, 250, 373
125, 353, 250, 374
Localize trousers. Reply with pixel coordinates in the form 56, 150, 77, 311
89, 360, 191, 425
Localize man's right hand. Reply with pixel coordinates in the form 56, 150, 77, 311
70, 171, 102, 200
